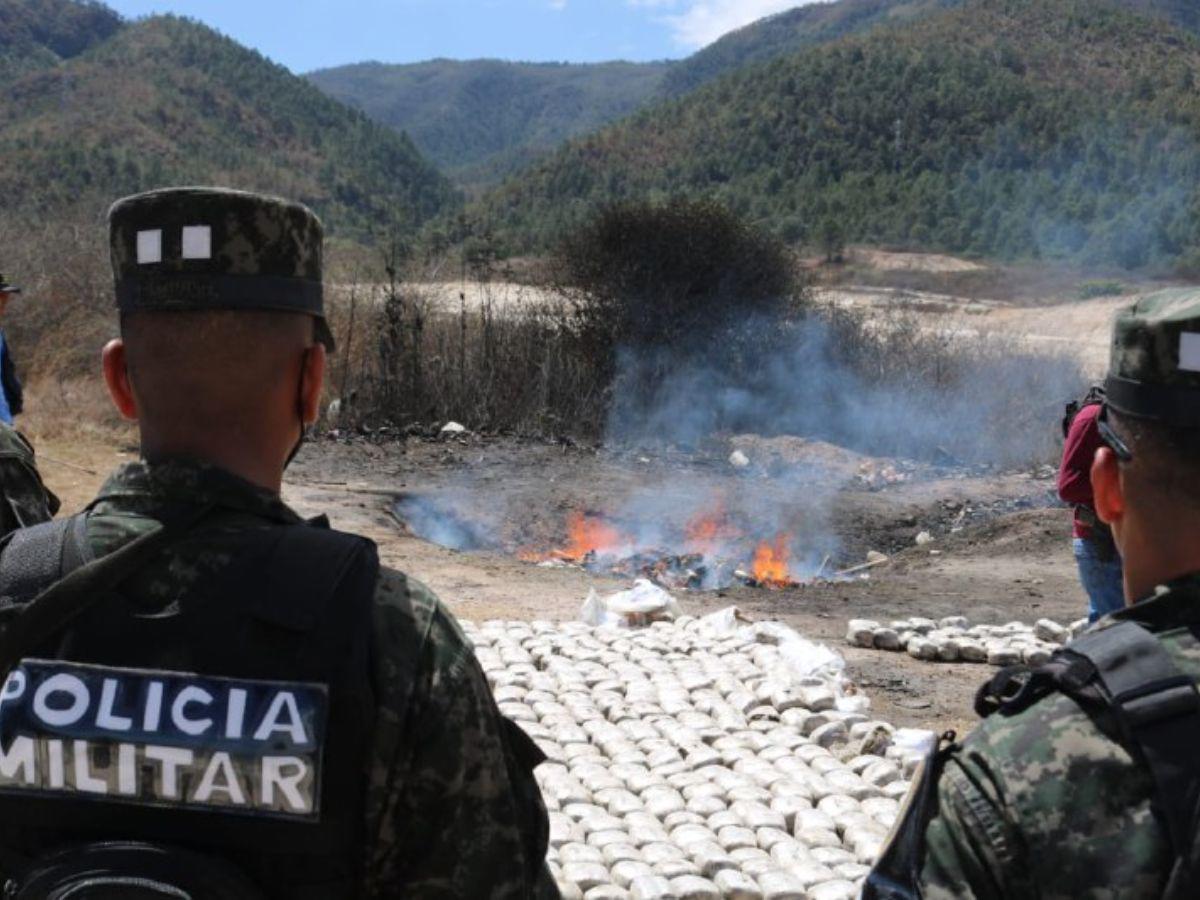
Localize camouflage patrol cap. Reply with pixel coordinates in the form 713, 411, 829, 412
1106, 288, 1200, 425
107, 187, 334, 350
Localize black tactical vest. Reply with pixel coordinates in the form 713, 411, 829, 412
0, 512, 380, 899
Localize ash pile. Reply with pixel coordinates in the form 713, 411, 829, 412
465, 612, 935, 900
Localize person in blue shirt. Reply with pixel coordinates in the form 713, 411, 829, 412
0, 274, 25, 425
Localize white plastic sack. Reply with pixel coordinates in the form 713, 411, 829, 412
835, 694, 871, 714
581, 580, 680, 629
778, 633, 847, 683
891, 728, 938, 757
698, 606, 743, 637
581, 589, 619, 627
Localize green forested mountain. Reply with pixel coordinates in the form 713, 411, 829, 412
661, 0, 955, 96
475, 0, 1200, 271
0, 0, 121, 79
664, 0, 1200, 96
306, 59, 670, 190
307, 0, 1200, 197
0, 10, 458, 234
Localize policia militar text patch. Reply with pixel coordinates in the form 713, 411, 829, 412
0, 660, 327, 819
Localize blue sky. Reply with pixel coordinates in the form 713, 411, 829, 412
103, 1, 811, 72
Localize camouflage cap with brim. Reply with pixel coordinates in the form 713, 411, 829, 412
108, 186, 334, 350
0, 274, 21, 294
1106, 288, 1200, 425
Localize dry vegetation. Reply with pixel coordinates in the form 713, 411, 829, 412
3, 199, 1082, 473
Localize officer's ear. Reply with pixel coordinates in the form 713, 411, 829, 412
101, 339, 138, 421
299, 342, 326, 427
1093, 446, 1125, 526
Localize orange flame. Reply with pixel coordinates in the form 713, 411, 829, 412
553, 512, 627, 562
684, 505, 741, 554
752, 534, 795, 587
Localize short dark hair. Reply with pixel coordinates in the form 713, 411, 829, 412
1111, 409, 1200, 506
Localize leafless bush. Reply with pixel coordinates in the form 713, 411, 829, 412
816, 304, 1085, 465
0, 209, 114, 380
329, 276, 608, 437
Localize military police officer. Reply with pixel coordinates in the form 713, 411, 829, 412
865, 289, 1200, 899
0, 188, 556, 898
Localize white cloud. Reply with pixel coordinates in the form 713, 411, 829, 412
631, 0, 815, 50
549, 0, 568, 9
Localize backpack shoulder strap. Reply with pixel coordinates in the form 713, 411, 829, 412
1063, 622, 1200, 857
0, 505, 213, 678
0, 517, 79, 603
981, 621, 1200, 859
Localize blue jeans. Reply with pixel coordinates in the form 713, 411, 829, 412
1074, 537, 1124, 622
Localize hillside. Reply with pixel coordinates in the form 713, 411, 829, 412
306, 59, 670, 190
478, 0, 1200, 272
0, 12, 458, 235
664, 0, 1200, 96
0, 0, 121, 79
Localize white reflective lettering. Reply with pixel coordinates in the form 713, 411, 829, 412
117, 743, 136, 795
261, 756, 309, 812
143, 682, 163, 732
253, 691, 307, 745
193, 751, 245, 805
170, 686, 214, 737
144, 745, 192, 799
0, 736, 35, 784
33, 674, 89, 727
225, 688, 247, 740
47, 739, 64, 789
96, 679, 132, 731
73, 740, 107, 794
0, 670, 26, 714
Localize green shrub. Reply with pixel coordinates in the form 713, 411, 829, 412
1076, 280, 1127, 300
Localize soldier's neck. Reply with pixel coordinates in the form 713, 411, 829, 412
140, 435, 284, 496
1122, 530, 1200, 604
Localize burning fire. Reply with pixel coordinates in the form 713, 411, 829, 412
751, 534, 796, 588
684, 506, 741, 554
517, 505, 803, 591
554, 512, 628, 562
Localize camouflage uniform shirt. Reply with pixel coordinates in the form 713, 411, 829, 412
916, 578, 1200, 899
75, 459, 556, 899
0, 424, 58, 537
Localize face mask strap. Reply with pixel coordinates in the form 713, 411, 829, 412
284, 346, 313, 471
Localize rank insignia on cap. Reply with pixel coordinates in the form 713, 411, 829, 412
181, 225, 212, 261
136, 230, 162, 265
1105, 289, 1200, 425
109, 187, 334, 350
1179, 333, 1200, 373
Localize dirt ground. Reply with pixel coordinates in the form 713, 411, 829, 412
282, 435, 1083, 737
27, 424, 1086, 739
25, 248, 1127, 741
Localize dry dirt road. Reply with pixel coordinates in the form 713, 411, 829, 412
816, 286, 1130, 378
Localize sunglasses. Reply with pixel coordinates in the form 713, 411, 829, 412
1097, 404, 1134, 463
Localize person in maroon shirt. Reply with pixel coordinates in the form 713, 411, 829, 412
1058, 399, 1125, 619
